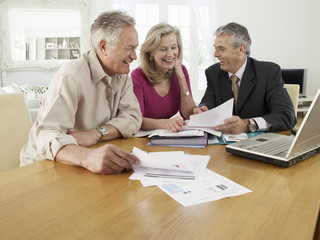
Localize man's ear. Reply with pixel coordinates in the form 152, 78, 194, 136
238, 44, 246, 56
99, 39, 108, 55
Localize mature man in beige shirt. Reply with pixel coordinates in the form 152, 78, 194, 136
20, 10, 142, 174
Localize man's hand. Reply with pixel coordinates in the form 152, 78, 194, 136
215, 116, 249, 134
81, 144, 140, 174
193, 105, 208, 114
165, 116, 186, 132
67, 129, 99, 147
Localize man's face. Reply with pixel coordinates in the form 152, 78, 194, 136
214, 33, 245, 74
100, 25, 138, 76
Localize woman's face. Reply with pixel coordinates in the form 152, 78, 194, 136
150, 33, 179, 73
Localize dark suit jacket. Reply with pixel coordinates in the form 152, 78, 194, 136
200, 57, 296, 132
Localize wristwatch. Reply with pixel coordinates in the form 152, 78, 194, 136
96, 126, 108, 142
248, 119, 258, 133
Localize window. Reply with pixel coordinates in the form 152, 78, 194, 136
135, 4, 159, 45
112, 0, 215, 102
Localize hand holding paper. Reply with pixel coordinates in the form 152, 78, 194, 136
132, 147, 193, 172
132, 99, 234, 139
186, 98, 234, 137
188, 98, 233, 128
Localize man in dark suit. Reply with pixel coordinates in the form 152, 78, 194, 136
194, 22, 296, 134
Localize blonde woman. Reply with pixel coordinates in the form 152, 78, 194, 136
131, 23, 196, 131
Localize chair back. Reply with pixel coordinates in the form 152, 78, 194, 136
0, 93, 32, 172
284, 84, 300, 118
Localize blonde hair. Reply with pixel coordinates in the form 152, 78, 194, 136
139, 23, 183, 84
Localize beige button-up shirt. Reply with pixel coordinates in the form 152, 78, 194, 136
20, 49, 142, 166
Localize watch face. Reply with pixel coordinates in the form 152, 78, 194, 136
97, 127, 108, 135
96, 127, 108, 142
249, 119, 257, 132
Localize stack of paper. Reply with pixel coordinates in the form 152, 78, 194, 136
133, 129, 205, 138
130, 147, 209, 186
134, 129, 208, 148
222, 133, 249, 142
130, 147, 252, 207
149, 132, 208, 146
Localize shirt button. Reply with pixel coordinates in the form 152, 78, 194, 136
107, 88, 111, 91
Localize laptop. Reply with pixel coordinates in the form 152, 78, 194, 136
226, 89, 320, 167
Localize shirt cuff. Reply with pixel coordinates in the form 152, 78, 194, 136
49, 136, 78, 160
253, 117, 271, 131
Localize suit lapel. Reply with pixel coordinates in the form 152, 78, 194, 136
235, 58, 256, 114
218, 71, 233, 100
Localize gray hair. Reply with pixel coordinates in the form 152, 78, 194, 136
91, 10, 136, 52
214, 22, 251, 56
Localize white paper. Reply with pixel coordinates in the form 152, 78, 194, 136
158, 169, 252, 207
132, 147, 193, 172
132, 129, 157, 138
133, 99, 233, 139
191, 126, 222, 137
208, 135, 219, 144
133, 129, 204, 138
130, 148, 210, 184
129, 148, 251, 207
187, 98, 233, 128
223, 133, 249, 142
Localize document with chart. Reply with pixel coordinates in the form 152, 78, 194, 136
130, 147, 251, 206
158, 169, 252, 207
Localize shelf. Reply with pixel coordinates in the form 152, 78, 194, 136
297, 95, 314, 113
44, 37, 81, 60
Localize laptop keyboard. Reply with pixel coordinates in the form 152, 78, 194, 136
249, 136, 293, 156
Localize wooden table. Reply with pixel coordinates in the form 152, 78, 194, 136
1, 137, 320, 240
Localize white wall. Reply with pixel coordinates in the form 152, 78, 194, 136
3, 0, 320, 96
89, 0, 112, 24
214, 0, 320, 96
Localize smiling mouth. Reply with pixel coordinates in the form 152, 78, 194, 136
163, 59, 174, 63
123, 60, 131, 65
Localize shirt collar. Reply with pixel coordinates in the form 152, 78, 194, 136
228, 57, 248, 82
106, 75, 112, 84
88, 48, 108, 84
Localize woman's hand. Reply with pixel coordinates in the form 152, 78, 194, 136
174, 58, 184, 78
193, 105, 208, 114
165, 116, 186, 132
